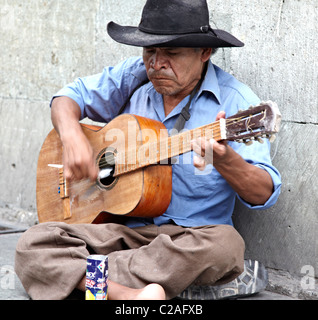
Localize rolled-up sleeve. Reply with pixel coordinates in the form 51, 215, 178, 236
230, 139, 282, 210
237, 163, 282, 210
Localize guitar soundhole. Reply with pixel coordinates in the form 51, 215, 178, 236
97, 151, 117, 188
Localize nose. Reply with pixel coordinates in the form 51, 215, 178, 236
150, 50, 169, 70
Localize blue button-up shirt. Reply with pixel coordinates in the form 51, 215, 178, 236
53, 56, 281, 227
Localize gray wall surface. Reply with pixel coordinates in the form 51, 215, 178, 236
0, 0, 317, 290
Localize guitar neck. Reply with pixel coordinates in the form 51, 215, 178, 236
158, 120, 224, 162
114, 120, 224, 176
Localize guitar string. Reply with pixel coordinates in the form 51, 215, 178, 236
97, 118, 232, 167
98, 126, 223, 170
64, 111, 264, 178
66, 126, 226, 196
99, 129, 247, 171
65, 125, 225, 196
62, 112, 266, 196
97, 114, 253, 170
62, 113, 266, 198
63, 125, 225, 196
113, 111, 268, 175
60, 112, 265, 179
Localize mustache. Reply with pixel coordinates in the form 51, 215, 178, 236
148, 70, 175, 80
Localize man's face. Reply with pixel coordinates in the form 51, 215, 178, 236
143, 47, 210, 98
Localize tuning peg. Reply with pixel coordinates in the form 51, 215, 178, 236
256, 137, 264, 144
235, 139, 243, 143
269, 134, 276, 143
244, 139, 253, 146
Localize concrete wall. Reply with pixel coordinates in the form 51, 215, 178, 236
0, 0, 317, 290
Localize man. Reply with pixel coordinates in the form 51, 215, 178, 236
15, 0, 281, 300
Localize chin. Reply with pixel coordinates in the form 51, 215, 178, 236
152, 84, 179, 96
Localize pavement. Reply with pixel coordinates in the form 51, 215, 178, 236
0, 220, 300, 301
0, 231, 30, 300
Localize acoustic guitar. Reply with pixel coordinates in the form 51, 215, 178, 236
36, 101, 281, 224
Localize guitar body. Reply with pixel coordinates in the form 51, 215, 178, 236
36, 102, 280, 224
36, 114, 172, 224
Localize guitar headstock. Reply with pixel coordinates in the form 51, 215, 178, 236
225, 101, 281, 145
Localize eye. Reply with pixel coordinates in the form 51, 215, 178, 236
144, 47, 156, 55
166, 50, 179, 56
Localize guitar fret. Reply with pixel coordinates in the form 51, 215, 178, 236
114, 121, 222, 176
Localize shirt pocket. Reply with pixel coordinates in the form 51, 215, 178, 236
187, 165, 221, 193
174, 152, 221, 196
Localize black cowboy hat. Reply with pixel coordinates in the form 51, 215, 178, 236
107, 0, 244, 48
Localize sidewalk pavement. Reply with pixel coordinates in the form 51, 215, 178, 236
0, 227, 298, 301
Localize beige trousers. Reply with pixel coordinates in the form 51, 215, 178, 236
15, 222, 245, 300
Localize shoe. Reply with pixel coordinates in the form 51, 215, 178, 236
177, 259, 268, 300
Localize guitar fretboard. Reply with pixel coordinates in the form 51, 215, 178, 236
114, 120, 223, 176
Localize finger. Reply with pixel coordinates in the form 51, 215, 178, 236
62, 150, 77, 181
63, 149, 85, 181
71, 162, 85, 181
84, 150, 99, 181
191, 138, 206, 157
193, 155, 206, 171
73, 153, 91, 180
209, 139, 228, 158
63, 165, 74, 182
88, 162, 99, 181
215, 111, 226, 121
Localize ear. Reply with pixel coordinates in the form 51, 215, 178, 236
201, 48, 213, 62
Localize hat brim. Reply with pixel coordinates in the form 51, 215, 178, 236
107, 22, 244, 48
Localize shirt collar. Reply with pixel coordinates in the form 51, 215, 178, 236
196, 60, 222, 105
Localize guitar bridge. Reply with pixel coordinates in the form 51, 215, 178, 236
58, 168, 69, 198
58, 168, 71, 220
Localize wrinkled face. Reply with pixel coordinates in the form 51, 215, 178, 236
143, 47, 211, 98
